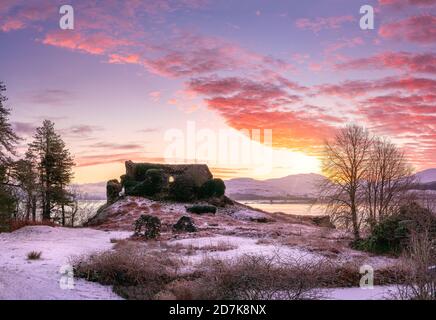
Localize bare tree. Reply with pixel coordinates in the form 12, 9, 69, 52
365, 138, 414, 230
321, 125, 372, 241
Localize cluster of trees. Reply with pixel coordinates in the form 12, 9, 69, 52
0, 81, 75, 230
321, 125, 415, 241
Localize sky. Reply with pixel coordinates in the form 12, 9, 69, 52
0, 0, 435, 183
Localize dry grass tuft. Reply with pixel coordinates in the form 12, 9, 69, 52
27, 251, 42, 260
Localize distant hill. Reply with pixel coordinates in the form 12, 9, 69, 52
225, 173, 324, 200
75, 168, 436, 200
414, 168, 436, 184
73, 182, 106, 200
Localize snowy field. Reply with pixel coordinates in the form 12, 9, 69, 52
0, 226, 130, 300
0, 226, 399, 300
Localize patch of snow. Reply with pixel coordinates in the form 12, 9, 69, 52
0, 226, 130, 300
322, 285, 397, 300
169, 235, 321, 264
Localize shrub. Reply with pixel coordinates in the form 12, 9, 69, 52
168, 255, 328, 300
74, 244, 331, 300
73, 244, 180, 300
169, 175, 197, 202
186, 205, 217, 214
353, 216, 409, 255
394, 230, 436, 300
200, 179, 226, 198
172, 216, 197, 232
353, 202, 436, 255
134, 215, 161, 239
27, 251, 42, 260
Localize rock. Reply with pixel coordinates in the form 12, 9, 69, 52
173, 216, 197, 232
106, 179, 122, 204
186, 205, 217, 214
133, 215, 161, 239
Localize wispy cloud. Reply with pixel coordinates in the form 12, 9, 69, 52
23, 89, 75, 106
295, 15, 355, 33
336, 51, 436, 74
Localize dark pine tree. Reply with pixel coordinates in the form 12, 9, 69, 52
28, 120, 75, 222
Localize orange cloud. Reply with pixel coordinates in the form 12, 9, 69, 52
188, 75, 337, 154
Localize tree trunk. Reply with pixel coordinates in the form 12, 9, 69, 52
61, 204, 65, 226
31, 197, 37, 221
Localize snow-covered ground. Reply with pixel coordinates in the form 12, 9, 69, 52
168, 235, 322, 265
0, 225, 400, 300
324, 286, 397, 300
0, 226, 130, 300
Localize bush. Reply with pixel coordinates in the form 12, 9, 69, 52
186, 205, 217, 214
134, 215, 161, 239
169, 175, 197, 202
172, 216, 197, 232
74, 244, 330, 300
394, 231, 436, 300
167, 255, 328, 300
353, 216, 409, 255
200, 179, 226, 198
354, 202, 436, 255
73, 243, 180, 300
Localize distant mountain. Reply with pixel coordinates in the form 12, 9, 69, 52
225, 173, 325, 200
73, 182, 106, 200
76, 169, 436, 201
414, 168, 436, 184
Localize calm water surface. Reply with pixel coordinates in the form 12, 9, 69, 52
240, 201, 327, 216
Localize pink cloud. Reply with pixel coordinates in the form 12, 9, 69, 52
379, 0, 436, 8
2, 1, 294, 80
337, 51, 436, 74
379, 15, 436, 44
358, 92, 436, 168
108, 54, 141, 64
317, 76, 436, 98
324, 37, 365, 54
0, 1, 56, 33
43, 31, 132, 55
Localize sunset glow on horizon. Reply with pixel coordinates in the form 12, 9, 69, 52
1, 0, 435, 183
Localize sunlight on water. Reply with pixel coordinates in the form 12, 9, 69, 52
240, 201, 327, 216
